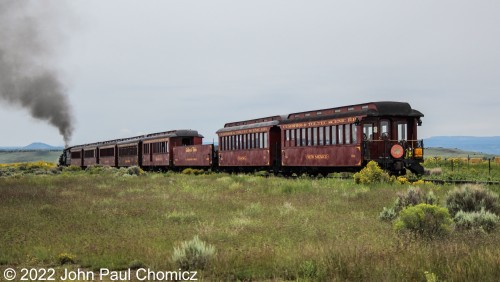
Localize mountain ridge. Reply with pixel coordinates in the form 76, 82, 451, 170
0, 142, 63, 151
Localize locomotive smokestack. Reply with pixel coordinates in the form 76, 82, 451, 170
0, 1, 74, 145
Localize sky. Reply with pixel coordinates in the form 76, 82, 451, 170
1, 0, 499, 146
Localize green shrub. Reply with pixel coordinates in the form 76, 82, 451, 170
254, 170, 269, 177
394, 188, 437, 213
394, 204, 452, 238
454, 209, 499, 233
128, 259, 146, 270
445, 185, 500, 217
172, 235, 216, 270
127, 166, 144, 176
298, 260, 318, 279
379, 207, 397, 221
85, 165, 108, 174
380, 188, 437, 221
424, 271, 438, 282
63, 165, 81, 172
57, 253, 76, 265
353, 161, 391, 184
181, 168, 204, 175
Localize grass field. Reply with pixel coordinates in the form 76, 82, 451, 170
1, 166, 499, 281
0, 151, 62, 164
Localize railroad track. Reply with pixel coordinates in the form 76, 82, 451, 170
411, 179, 500, 185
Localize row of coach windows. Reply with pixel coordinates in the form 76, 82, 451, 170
220, 132, 268, 151
84, 150, 95, 158
100, 148, 115, 157
119, 146, 138, 156
151, 141, 168, 154
284, 124, 357, 147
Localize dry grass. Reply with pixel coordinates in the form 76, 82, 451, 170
0, 171, 499, 281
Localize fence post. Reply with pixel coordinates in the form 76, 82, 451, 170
451, 159, 454, 172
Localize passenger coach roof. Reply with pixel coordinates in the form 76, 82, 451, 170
371, 102, 423, 117
217, 120, 281, 133
282, 101, 423, 124
67, 129, 203, 149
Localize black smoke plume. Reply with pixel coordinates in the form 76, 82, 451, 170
0, 0, 74, 144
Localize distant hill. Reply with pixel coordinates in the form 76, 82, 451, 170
0, 142, 63, 151
424, 147, 495, 158
22, 142, 63, 151
424, 136, 500, 156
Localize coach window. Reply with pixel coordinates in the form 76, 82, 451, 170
352, 124, 357, 144
263, 132, 268, 148
325, 126, 330, 145
285, 130, 290, 147
306, 128, 311, 146
363, 124, 373, 141
338, 125, 344, 144
319, 127, 324, 146
380, 120, 390, 139
297, 129, 301, 147
397, 123, 407, 141
313, 127, 318, 146
345, 124, 351, 144
332, 126, 337, 145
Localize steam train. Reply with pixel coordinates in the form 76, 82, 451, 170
59, 101, 425, 175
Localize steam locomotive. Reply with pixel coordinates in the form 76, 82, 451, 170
59, 101, 425, 175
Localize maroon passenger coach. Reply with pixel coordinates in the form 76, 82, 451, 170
60, 101, 424, 175
216, 116, 282, 171
279, 101, 424, 175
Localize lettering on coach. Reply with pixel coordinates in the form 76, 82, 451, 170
305, 154, 329, 160
282, 117, 357, 129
